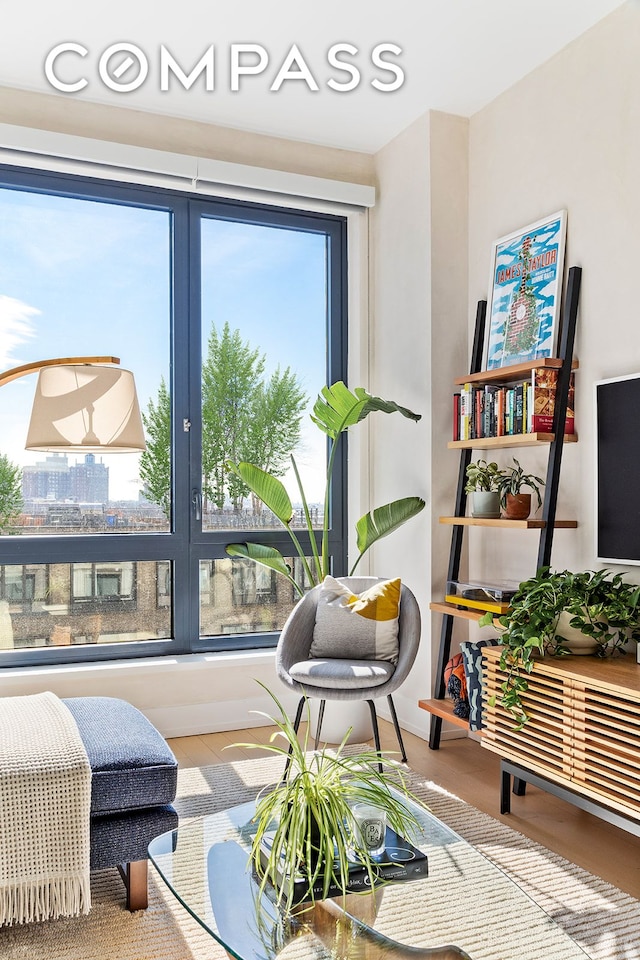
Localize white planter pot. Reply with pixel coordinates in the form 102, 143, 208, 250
555, 611, 600, 655
309, 700, 372, 745
470, 491, 500, 519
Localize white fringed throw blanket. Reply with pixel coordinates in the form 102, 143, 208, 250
0, 692, 92, 925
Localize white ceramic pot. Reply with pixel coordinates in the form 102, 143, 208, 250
555, 610, 600, 655
470, 491, 500, 519
309, 700, 372, 745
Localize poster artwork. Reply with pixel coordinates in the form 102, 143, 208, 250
484, 211, 567, 370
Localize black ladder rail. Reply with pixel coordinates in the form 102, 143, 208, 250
536, 265, 582, 571
429, 300, 486, 750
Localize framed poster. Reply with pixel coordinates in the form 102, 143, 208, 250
484, 210, 567, 370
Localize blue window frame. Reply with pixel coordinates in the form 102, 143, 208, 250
0, 163, 347, 666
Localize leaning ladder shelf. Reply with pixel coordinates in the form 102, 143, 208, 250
421, 266, 582, 749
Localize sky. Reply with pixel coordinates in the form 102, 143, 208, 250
0, 184, 327, 502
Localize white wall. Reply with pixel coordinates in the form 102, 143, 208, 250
0, 650, 290, 737
466, 1, 640, 593
427, 112, 471, 687
0, 91, 374, 737
3, 3, 636, 740
369, 115, 431, 739
369, 111, 469, 739
0, 86, 375, 186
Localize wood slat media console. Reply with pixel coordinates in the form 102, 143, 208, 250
481, 645, 640, 822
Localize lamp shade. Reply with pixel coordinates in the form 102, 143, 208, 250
25, 364, 146, 453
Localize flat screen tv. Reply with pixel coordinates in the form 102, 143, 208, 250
595, 373, 640, 564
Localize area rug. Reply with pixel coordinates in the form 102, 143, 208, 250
0, 752, 639, 960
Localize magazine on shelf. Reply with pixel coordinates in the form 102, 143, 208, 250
529, 368, 575, 434
258, 825, 429, 904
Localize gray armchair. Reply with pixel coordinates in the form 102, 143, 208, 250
276, 576, 421, 761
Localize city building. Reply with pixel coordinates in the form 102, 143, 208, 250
70, 454, 109, 503
22, 454, 72, 501
22, 453, 109, 504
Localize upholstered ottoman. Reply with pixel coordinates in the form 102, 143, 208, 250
62, 696, 178, 911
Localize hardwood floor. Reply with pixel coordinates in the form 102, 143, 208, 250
168, 720, 640, 900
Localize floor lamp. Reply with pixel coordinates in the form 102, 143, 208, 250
0, 356, 146, 453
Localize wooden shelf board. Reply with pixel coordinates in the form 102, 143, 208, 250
418, 698, 472, 729
430, 601, 504, 627
448, 432, 578, 450
453, 357, 579, 387
439, 516, 578, 529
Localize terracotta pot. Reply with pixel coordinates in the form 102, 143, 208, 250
503, 493, 531, 520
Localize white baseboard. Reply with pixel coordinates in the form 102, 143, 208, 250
0, 649, 468, 745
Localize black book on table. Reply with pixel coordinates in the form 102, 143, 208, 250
258, 826, 429, 905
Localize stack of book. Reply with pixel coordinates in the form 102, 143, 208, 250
453, 369, 575, 441
258, 826, 429, 904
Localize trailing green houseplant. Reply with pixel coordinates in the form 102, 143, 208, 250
233, 685, 424, 912
497, 458, 545, 520
480, 567, 640, 727
226, 382, 425, 596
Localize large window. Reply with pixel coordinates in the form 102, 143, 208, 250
0, 165, 347, 666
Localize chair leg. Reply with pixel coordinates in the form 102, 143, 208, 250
291, 695, 306, 736
282, 695, 306, 781
366, 700, 383, 773
314, 699, 326, 751
118, 859, 148, 911
387, 694, 408, 762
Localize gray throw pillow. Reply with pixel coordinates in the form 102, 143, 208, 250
310, 576, 401, 664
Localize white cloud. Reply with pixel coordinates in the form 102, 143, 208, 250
0, 295, 40, 368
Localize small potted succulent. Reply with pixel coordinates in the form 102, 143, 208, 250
497, 458, 545, 520
464, 459, 502, 518
479, 567, 640, 727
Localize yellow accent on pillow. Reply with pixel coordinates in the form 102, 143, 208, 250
310, 576, 402, 664
345, 578, 401, 622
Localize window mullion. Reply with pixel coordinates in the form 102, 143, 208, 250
0, 169, 347, 665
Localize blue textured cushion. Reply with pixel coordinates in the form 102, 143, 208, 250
89, 805, 178, 870
459, 640, 501, 732
63, 697, 178, 815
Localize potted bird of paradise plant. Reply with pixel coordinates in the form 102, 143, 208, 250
225, 382, 425, 595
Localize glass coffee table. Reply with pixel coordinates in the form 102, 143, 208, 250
148, 790, 588, 960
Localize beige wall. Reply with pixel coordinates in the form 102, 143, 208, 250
0, 89, 374, 735
369, 111, 469, 738
2, 3, 636, 738
370, 2, 640, 739
0, 86, 375, 185
466, 1, 640, 596
369, 114, 431, 738
427, 112, 470, 682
